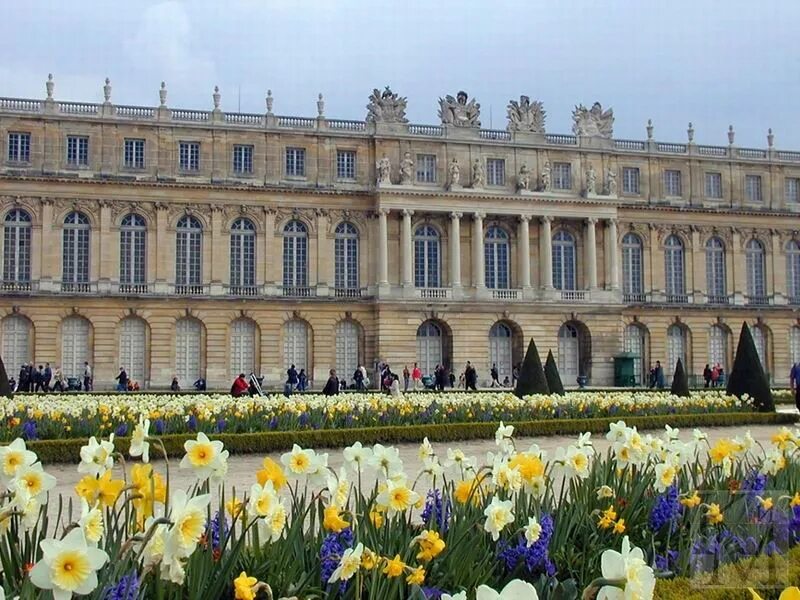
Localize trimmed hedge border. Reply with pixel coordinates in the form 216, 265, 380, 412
20, 411, 798, 464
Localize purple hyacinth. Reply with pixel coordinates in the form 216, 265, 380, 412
421, 587, 445, 599
21, 420, 37, 441
115, 423, 128, 437
649, 485, 683, 532
320, 529, 354, 592
186, 414, 197, 432
421, 489, 451, 533
215, 418, 226, 433
102, 572, 140, 600
207, 510, 229, 551
496, 513, 555, 577
268, 416, 279, 430
153, 419, 166, 435
654, 549, 679, 571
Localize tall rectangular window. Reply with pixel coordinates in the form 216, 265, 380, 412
746, 174, 763, 202
664, 169, 682, 197
66, 136, 89, 167
486, 158, 505, 186
285, 147, 306, 177
622, 167, 640, 194
123, 138, 145, 169
232, 145, 253, 174
7, 132, 31, 163
705, 172, 722, 198
179, 142, 200, 172
336, 150, 356, 180
553, 162, 572, 190
785, 177, 800, 204
416, 154, 437, 183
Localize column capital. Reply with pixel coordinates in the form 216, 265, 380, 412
401, 208, 415, 217
450, 211, 463, 220
473, 211, 486, 221
607, 217, 618, 227
519, 214, 531, 223
378, 208, 391, 217
586, 217, 599, 225
540, 215, 553, 225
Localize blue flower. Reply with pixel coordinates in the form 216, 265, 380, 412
115, 423, 128, 437
649, 485, 682, 532
207, 510, 229, 552
496, 513, 555, 577
21, 420, 37, 441
215, 418, 226, 433
102, 572, 140, 600
186, 414, 197, 432
421, 489, 451, 533
153, 419, 166, 435
320, 529, 354, 591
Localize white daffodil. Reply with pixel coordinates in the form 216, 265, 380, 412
141, 516, 168, 570
167, 490, 210, 553
596, 485, 615, 500
663, 424, 680, 441
483, 496, 514, 541
129, 417, 150, 463
180, 432, 225, 481
280, 444, 317, 476
248, 481, 279, 518
419, 456, 444, 483
654, 461, 678, 493
369, 444, 403, 478
524, 516, 542, 547
210, 449, 229, 485
576, 432, 593, 449
12, 463, 57, 502
376, 479, 420, 516
442, 593, 467, 600
418, 437, 434, 461
78, 435, 115, 477
328, 542, 364, 583
29, 528, 109, 600
606, 420, 629, 444
597, 536, 655, 600
342, 441, 372, 472
256, 499, 287, 543
495, 422, 515, 453
476, 579, 540, 599
692, 428, 708, 444
327, 467, 350, 508
0, 438, 38, 483
78, 499, 104, 545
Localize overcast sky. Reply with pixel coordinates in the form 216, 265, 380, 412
1, 0, 798, 147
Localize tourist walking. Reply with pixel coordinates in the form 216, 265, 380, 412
402, 365, 410, 392
83, 361, 93, 391
52, 366, 64, 392
17, 364, 29, 393
322, 369, 339, 396
703, 364, 712, 388
286, 364, 298, 391
512, 363, 520, 387
170, 376, 180, 391
353, 365, 364, 390
791, 359, 800, 412
654, 361, 665, 389
116, 367, 129, 392
412, 362, 422, 390
297, 369, 308, 391
490, 363, 500, 387
194, 377, 207, 391
43, 362, 52, 391
33, 365, 45, 392
464, 361, 478, 391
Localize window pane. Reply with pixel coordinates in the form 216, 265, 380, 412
3, 209, 32, 282
335, 320, 360, 380
286, 148, 306, 177
119, 317, 146, 385
705, 172, 722, 198
416, 155, 436, 183
746, 175, 763, 202
486, 159, 505, 186
622, 168, 640, 194
336, 150, 356, 179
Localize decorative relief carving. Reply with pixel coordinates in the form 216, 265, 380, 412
572, 102, 614, 138
365, 87, 408, 123
506, 96, 545, 133
438, 91, 480, 128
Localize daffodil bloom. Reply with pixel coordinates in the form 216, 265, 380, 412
13, 463, 57, 502
476, 579, 540, 599
524, 516, 542, 546
369, 507, 384, 528
0, 438, 37, 483
597, 536, 654, 600
323, 505, 350, 533
376, 479, 419, 516
654, 462, 678, 493
483, 496, 514, 541
233, 571, 258, 600
757, 496, 774, 511
78, 499, 104, 545
415, 529, 446, 562
706, 503, 724, 525
329, 543, 363, 582
342, 441, 372, 472
749, 587, 800, 600
78, 435, 115, 477
226, 497, 244, 518
596, 485, 614, 500
613, 519, 626, 534
382, 554, 405, 578
167, 490, 211, 552
256, 457, 287, 490
680, 490, 701, 508
361, 548, 378, 570
129, 417, 150, 463
407, 565, 425, 585
180, 432, 225, 481
29, 528, 109, 600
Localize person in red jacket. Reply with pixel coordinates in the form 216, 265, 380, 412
231, 373, 249, 397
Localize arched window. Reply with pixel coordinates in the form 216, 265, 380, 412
1, 315, 31, 372
62, 316, 90, 379
557, 323, 581, 383
705, 237, 726, 302
230, 318, 256, 376
787, 241, 800, 302
621, 233, 643, 299
283, 220, 308, 290
120, 214, 146, 288
3, 209, 31, 284
175, 318, 202, 384
485, 226, 509, 289
666, 324, 687, 374
623, 324, 647, 385
708, 325, 728, 372
230, 218, 256, 291
416, 321, 442, 376
791, 326, 800, 365
552, 230, 576, 291
119, 317, 146, 386
489, 322, 513, 382
664, 235, 685, 299
751, 325, 767, 371
283, 319, 308, 372
334, 222, 359, 290
414, 225, 440, 288
175, 216, 202, 288
335, 320, 360, 380
62, 212, 90, 286
746, 239, 766, 301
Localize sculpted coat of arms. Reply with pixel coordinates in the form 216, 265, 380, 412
438, 91, 480, 128
365, 87, 408, 123
506, 95, 546, 133
572, 102, 614, 138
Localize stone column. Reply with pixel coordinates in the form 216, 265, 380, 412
518, 215, 531, 289
37, 199, 53, 290
731, 228, 743, 304
472, 212, 485, 289
209, 205, 224, 295
401, 209, 414, 287
98, 201, 112, 291
540, 216, 553, 290
262, 208, 276, 293
772, 230, 786, 303
606, 219, 619, 290
584, 218, 598, 290
154, 203, 169, 294
377, 208, 389, 288
316, 208, 331, 296
449, 212, 462, 288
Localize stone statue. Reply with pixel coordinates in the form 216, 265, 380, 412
471, 158, 485, 188
399, 152, 414, 185
448, 158, 461, 188
438, 90, 480, 128
506, 95, 546, 133
517, 164, 531, 191
541, 161, 552, 192
606, 168, 617, 196
366, 87, 408, 123
572, 102, 614, 138
586, 165, 597, 195
376, 155, 391, 185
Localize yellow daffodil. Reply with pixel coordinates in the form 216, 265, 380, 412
29, 528, 109, 597
407, 565, 425, 585
323, 505, 350, 533
233, 571, 258, 600
382, 554, 405, 578
706, 503, 724, 525
680, 491, 701, 508
256, 457, 287, 490
415, 530, 446, 562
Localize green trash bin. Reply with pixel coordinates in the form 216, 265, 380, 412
613, 353, 637, 387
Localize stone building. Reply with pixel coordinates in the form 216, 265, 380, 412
0, 80, 799, 389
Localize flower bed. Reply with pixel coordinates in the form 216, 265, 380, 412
2, 420, 800, 598
0, 390, 752, 442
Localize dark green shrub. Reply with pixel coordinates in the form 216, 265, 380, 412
514, 338, 549, 398
670, 358, 691, 397
544, 350, 565, 396
727, 322, 775, 412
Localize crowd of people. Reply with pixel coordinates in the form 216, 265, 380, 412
10, 361, 95, 393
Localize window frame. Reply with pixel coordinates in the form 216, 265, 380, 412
119, 214, 147, 286
415, 154, 437, 184
552, 162, 572, 191
66, 135, 90, 168
486, 158, 506, 187
785, 177, 800, 204
7, 132, 31, 164
745, 174, 763, 203
229, 218, 256, 289
3, 209, 32, 283
663, 169, 682, 197
232, 144, 254, 175
285, 147, 307, 178
178, 141, 200, 173
123, 138, 146, 170
414, 224, 441, 288
336, 149, 357, 181
704, 172, 723, 199
622, 167, 640, 195
484, 226, 510, 289
334, 222, 359, 290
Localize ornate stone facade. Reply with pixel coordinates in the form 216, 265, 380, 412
0, 81, 799, 390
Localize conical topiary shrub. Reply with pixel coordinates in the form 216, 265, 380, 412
514, 338, 550, 398
670, 358, 690, 397
0, 354, 11, 398
544, 349, 565, 396
726, 322, 774, 412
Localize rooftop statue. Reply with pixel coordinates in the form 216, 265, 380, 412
572, 102, 614, 138
438, 90, 480, 128
366, 87, 408, 123
507, 95, 546, 133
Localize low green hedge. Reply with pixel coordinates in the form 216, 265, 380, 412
655, 544, 800, 599
21, 411, 797, 464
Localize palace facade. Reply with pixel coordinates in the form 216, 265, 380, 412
0, 80, 799, 389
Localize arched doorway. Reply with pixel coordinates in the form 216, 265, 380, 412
623, 323, 648, 385
488, 321, 522, 383
119, 316, 148, 387
416, 320, 452, 377
558, 321, 591, 385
